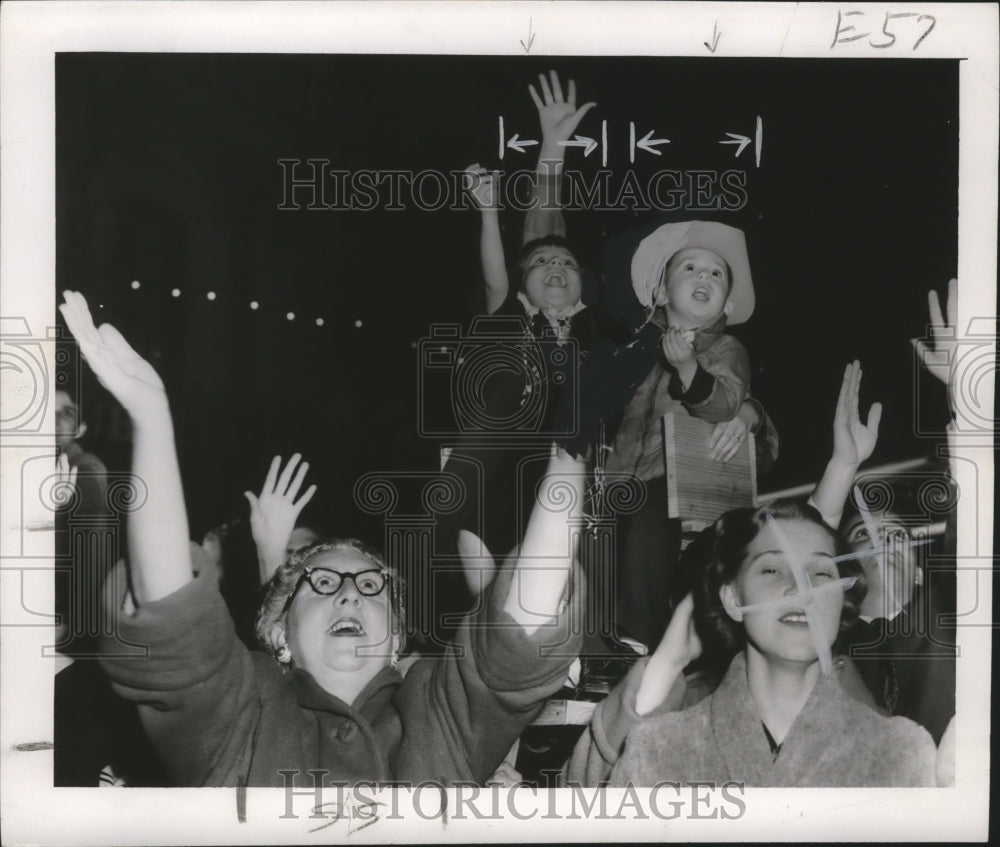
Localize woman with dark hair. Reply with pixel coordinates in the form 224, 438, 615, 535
61, 290, 585, 788
604, 498, 935, 787
567, 361, 936, 787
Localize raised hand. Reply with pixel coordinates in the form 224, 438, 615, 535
911, 278, 958, 407
463, 163, 500, 211
60, 290, 189, 603
832, 360, 882, 468
636, 593, 702, 715
529, 70, 596, 164
55, 452, 79, 491
59, 290, 167, 422
245, 454, 318, 583
653, 593, 702, 669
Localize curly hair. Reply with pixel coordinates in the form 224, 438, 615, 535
254, 537, 406, 664
686, 498, 865, 668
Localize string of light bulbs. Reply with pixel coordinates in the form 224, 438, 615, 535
127, 279, 365, 329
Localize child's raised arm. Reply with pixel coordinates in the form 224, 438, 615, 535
464, 163, 509, 314
810, 360, 883, 528
59, 290, 191, 604
524, 71, 595, 245
529, 70, 596, 179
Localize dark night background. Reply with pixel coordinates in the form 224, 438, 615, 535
55, 54, 958, 550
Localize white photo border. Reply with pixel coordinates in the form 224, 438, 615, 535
0, 2, 995, 843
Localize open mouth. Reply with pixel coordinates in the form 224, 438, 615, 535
692, 287, 710, 302
543, 273, 567, 287
328, 617, 365, 637
779, 612, 809, 625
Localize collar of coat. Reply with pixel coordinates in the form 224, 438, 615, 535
710, 651, 853, 785
288, 663, 403, 722
644, 309, 730, 353
516, 291, 586, 323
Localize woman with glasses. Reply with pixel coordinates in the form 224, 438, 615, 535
61, 290, 584, 788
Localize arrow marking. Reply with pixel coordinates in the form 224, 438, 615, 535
558, 134, 598, 157
507, 133, 539, 154
720, 131, 752, 158
520, 17, 536, 53
631, 123, 670, 161
705, 20, 721, 52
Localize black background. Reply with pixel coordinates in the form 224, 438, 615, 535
56, 54, 958, 547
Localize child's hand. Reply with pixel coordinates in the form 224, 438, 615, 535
245, 454, 317, 580
708, 404, 756, 463
661, 327, 695, 368
463, 163, 500, 211
59, 290, 168, 423
832, 360, 882, 468
529, 71, 596, 161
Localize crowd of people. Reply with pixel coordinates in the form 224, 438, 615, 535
53, 72, 958, 791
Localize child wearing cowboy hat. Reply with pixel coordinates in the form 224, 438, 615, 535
558, 218, 757, 652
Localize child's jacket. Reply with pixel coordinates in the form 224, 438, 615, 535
559, 314, 750, 468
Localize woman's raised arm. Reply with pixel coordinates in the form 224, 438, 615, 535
59, 290, 191, 604
503, 445, 584, 634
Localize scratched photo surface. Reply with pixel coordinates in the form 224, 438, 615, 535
0, 0, 987, 834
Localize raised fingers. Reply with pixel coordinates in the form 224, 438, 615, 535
537, 72, 553, 104
276, 452, 302, 494
945, 278, 957, 328
866, 401, 883, 436
528, 82, 543, 111
59, 290, 101, 352
262, 455, 282, 494
928, 289, 945, 335
548, 69, 564, 103
286, 459, 311, 501
295, 483, 318, 510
